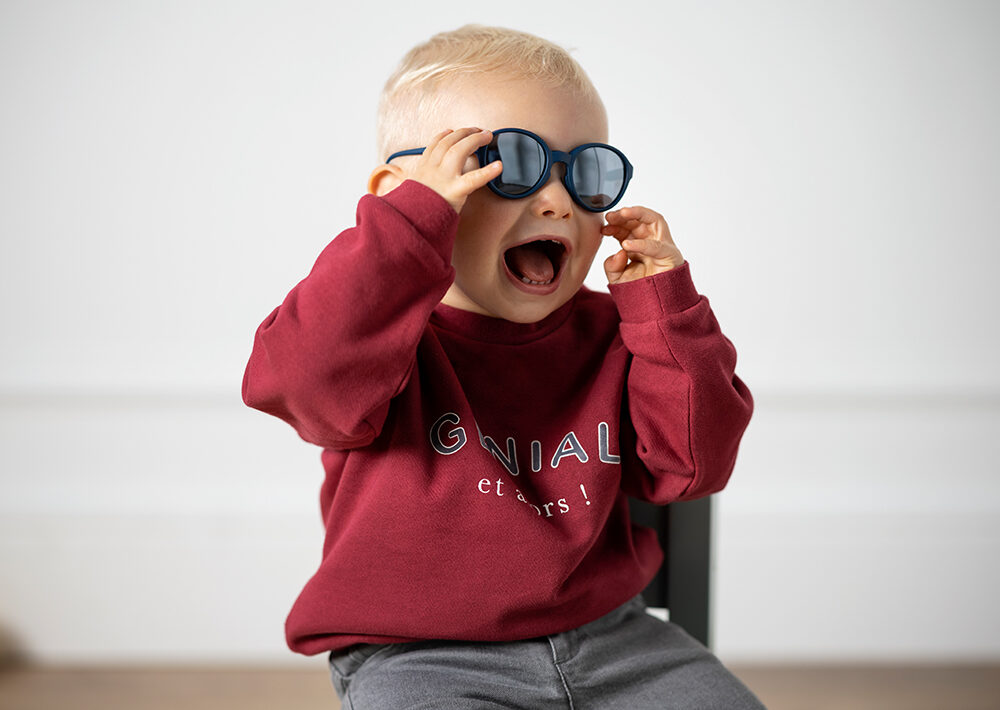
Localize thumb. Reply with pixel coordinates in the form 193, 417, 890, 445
604, 249, 629, 284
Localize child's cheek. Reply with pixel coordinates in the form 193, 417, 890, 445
583, 212, 605, 238
578, 214, 606, 256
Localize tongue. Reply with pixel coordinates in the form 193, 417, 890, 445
507, 244, 554, 283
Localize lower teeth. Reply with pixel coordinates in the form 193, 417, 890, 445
521, 276, 552, 286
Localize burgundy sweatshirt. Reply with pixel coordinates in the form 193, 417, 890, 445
242, 180, 753, 655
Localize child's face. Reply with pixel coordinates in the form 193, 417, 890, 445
434, 75, 609, 323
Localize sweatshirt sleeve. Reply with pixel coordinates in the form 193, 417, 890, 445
608, 262, 753, 504
242, 180, 459, 449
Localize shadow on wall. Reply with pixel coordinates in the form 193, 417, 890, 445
0, 623, 30, 669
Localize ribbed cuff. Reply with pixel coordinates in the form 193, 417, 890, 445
608, 261, 700, 322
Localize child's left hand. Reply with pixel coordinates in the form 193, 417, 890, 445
601, 206, 685, 285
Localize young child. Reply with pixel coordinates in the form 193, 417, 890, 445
243, 25, 763, 709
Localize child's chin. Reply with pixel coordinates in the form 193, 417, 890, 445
505, 311, 551, 324
502, 295, 568, 324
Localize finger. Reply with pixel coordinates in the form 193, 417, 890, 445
604, 208, 643, 225
458, 159, 503, 191
616, 218, 675, 246
633, 219, 677, 246
604, 211, 644, 230
601, 217, 640, 231
451, 128, 492, 153
444, 129, 494, 172
426, 127, 482, 163
622, 237, 657, 254
421, 129, 454, 157
615, 205, 664, 224
603, 249, 629, 283
605, 220, 643, 242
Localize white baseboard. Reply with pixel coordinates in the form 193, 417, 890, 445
713, 509, 1000, 663
3, 389, 999, 663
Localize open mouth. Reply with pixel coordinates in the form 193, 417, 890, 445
503, 239, 568, 287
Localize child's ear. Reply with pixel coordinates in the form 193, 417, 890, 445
367, 163, 405, 196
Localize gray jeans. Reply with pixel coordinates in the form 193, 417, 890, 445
328, 595, 765, 709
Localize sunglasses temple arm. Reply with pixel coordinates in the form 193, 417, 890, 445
385, 147, 426, 164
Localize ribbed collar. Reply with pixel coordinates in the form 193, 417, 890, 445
429, 293, 580, 345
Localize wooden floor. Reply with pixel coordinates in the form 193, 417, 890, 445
1, 664, 998, 709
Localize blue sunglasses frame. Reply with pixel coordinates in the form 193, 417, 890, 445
386, 128, 634, 212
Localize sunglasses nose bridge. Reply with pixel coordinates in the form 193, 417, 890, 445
549, 150, 572, 171
547, 150, 574, 193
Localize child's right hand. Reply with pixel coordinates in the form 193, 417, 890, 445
402, 128, 503, 213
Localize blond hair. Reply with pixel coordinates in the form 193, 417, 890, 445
376, 25, 604, 161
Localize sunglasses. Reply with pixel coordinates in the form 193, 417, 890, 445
386, 128, 634, 212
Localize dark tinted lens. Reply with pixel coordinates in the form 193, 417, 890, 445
572, 146, 626, 210
493, 132, 545, 195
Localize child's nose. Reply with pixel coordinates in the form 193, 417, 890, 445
531, 165, 573, 219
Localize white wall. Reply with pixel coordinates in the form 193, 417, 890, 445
2, 0, 998, 664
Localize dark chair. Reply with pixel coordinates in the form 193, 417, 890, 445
628, 496, 713, 648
